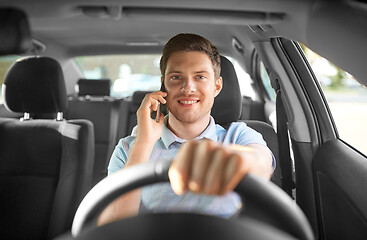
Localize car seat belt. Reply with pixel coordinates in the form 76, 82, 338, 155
276, 89, 295, 198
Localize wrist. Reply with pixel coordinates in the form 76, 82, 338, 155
134, 135, 157, 148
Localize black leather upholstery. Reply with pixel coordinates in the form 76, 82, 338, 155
66, 79, 122, 185
3, 57, 68, 114
0, 8, 31, 55
77, 78, 111, 97
243, 120, 281, 187
211, 56, 242, 128
0, 56, 94, 239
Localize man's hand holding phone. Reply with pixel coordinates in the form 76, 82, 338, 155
135, 91, 167, 146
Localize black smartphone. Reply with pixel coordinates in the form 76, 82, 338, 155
156, 83, 167, 122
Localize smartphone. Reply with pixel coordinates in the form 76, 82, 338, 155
156, 102, 161, 122
156, 83, 167, 122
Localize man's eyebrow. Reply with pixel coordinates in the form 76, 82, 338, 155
194, 70, 210, 74
166, 71, 182, 75
166, 70, 210, 74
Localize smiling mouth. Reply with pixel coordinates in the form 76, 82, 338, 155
178, 100, 200, 105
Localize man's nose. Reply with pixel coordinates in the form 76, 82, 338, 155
181, 78, 196, 94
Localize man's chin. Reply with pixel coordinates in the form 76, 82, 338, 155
168, 110, 208, 124
173, 115, 199, 124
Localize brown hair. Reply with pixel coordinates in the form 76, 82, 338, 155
160, 33, 221, 80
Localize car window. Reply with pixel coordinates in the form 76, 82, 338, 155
1, 54, 255, 102
75, 54, 256, 99
75, 54, 162, 97
75, 54, 255, 99
225, 57, 256, 99
302, 46, 367, 156
259, 61, 276, 102
0, 55, 22, 104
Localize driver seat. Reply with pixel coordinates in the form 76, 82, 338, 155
212, 56, 281, 186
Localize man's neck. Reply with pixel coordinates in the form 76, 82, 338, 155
166, 113, 211, 140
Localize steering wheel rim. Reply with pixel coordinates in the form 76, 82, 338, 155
72, 159, 314, 240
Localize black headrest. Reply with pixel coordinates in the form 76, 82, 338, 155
77, 79, 111, 96
212, 56, 242, 127
3, 56, 68, 114
132, 91, 152, 108
0, 8, 31, 55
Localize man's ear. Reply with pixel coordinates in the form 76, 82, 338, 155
214, 77, 223, 97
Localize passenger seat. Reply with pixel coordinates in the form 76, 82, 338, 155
66, 79, 123, 185
0, 56, 94, 239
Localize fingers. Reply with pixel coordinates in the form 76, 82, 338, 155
203, 149, 226, 194
140, 91, 167, 110
169, 140, 248, 196
150, 91, 167, 105
220, 154, 243, 195
135, 91, 167, 143
188, 140, 210, 192
137, 91, 167, 119
169, 141, 195, 195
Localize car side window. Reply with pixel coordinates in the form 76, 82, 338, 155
0, 55, 21, 104
302, 46, 367, 156
260, 61, 276, 102
226, 56, 256, 99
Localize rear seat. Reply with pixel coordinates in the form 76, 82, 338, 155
65, 79, 124, 185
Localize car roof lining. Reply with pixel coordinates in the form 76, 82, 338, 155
3, 0, 367, 86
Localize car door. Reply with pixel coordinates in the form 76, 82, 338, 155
254, 37, 367, 239
300, 47, 367, 239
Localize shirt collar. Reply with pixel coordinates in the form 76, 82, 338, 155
161, 115, 217, 149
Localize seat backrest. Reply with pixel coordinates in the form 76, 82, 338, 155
66, 78, 121, 185
212, 56, 243, 128
77, 78, 111, 97
212, 56, 281, 186
240, 96, 267, 122
0, 56, 94, 239
242, 120, 281, 186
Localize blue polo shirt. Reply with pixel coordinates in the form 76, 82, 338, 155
108, 116, 274, 218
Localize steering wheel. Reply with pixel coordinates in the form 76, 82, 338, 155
71, 159, 314, 240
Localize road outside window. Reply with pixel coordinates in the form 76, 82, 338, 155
302, 46, 367, 156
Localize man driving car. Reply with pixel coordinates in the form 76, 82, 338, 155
98, 33, 274, 225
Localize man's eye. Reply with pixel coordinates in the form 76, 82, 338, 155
197, 75, 206, 80
171, 76, 181, 80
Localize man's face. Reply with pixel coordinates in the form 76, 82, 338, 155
163, 51, 222, 124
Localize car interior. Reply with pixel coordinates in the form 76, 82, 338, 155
0, 0, 367, 239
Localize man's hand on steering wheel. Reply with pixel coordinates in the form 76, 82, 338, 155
169, 139, 273, 196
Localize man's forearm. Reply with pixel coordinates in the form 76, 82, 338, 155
97, 139, 156, 226
230, 143, 273, 179
125, 138, 156, 167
